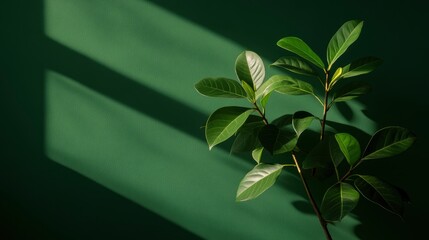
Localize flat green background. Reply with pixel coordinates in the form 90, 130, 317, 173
1, 0, 428, 239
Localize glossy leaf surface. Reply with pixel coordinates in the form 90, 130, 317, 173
342, 56, 383, 78
235, 51, 265, 90
321, 183, 360, 222
275, 78, 315, 95
272, 56, 318, 76
354, 175, 404, 217
292, 111, 315, 137
277, 37, 325, 69
258, 125, 297, 155
256, 75, 294, 99
362, 126, 416, 160
206, 107, 254, 149
327, 20, 364, 68
335, 133, 361, 166
332, 81, 371, 102
236, 164, 283, 201
195, 77, 247, 98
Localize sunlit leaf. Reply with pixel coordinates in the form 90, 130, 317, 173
241, 80, 255, 102
329, 67, 343, 89
206, 107, 254, 149
258, 124, 297, 155
335, 133, 361, 166
362, 126, 416, 160
272, 56, 318, 76
255, 75, 294, 99
342, 56, 383, 78
277, 37, 325, 69
195, 77, 247, 98
321, 183, 360, 222
354, 175, 404, 217
235, 51, 265, 90
332, 81, 371, 102
275, 78, 315, 95
252, 147, 264, 164
327, 20, 364, 69
236, 164, 283, 201
292, 111, 315, 137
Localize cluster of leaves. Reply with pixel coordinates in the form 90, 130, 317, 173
195, 20, 415, 235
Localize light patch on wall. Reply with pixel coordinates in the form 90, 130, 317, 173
44, 70, 362, 239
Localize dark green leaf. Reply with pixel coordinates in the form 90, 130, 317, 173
195, 77, 247, 98
231, 116, 265, 153
333, 81, 371, 102
329, 137, 345, 167
235, 51, 265, 90
362, 126, 416, 160
206, 107, 254, 149
354, 175, 404, 217
302, 138, 331, 169
292, 111, 315, 137
271, 114, 293, 129
272, 56, 318, 76
236, 164, 284, 201
335, 133, 361, 166
327, 20, 364, 69
321, 183, 360, 222
277, 37, 325, 69
258, 125, 297, 155
342, 57, 383, 78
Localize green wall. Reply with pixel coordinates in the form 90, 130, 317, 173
1, 0, 428, 239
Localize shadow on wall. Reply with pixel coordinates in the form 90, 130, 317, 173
148, 0, 429, 239
1, 0, 428, 239
0, 0, 201, 239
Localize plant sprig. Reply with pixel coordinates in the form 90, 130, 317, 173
195, 20, 416, 240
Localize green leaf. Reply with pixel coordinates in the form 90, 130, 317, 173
195, 77, 247, 98
327, 20, 364, 69
258, 125, 297, 155
328, 67, 343, 89
321, 183, 360, 222
231, 116, 265, 153
275, 78, 315, 96
271, 114, 293, 129
260, 92, 271, 109
362, 126, 416, 160
332, 81, 371, 102
335, 133, 361, 166
205, 107, 254, 149
252, 147, 264, 164
235, 51, 265, 90
255, 75, 294, 99
354, 175, 404, 217
302, 138, 331, 169
342, 57, 383, 78
277, 37, 325, 70
329, 137, 345, 167
236, 164, 283, 201
272, 56, 318, 76
241, 80, 255, 102
292, 111, 315, 137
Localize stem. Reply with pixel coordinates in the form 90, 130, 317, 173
253, 102, 268, 125
292, 152, 332, 240
320, 71, 330, 141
